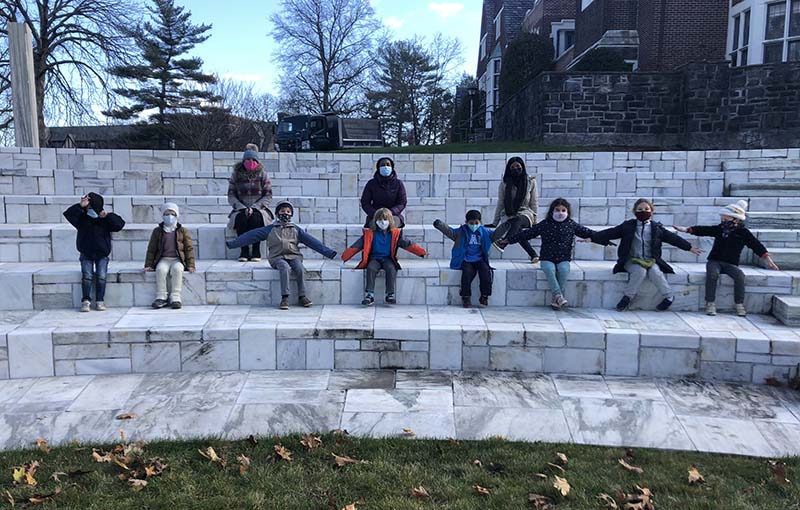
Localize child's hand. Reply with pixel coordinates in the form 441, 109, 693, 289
673, 225, 689, 233
188, 267, 196, 273
99, 210, 107, 218
765, 256, 780, 270
690, 248, 704, 255
80, 196, 89, 208
143, 267, 153, 272
497, 239, 509, 248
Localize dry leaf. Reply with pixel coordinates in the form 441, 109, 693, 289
92, 449, 112, 463
237, 454, 251, 475
769, 460, 791, 486
3, 490, 13, 507
555, 452, 568, 465
622, 485, 654, 510
472, 459, 483, 467
112, 457, 130, 471
300, 434, 322, 450
28, 487, 61, 505
546, 462, 565, 473
598, 493, 619, 509
528, 493, 553, 509
619, 458, 644, 475
332, 453, 367, 467
12, 467, 25, 484
411, 485, 430, 498
447, 437, 460, 445
35, 438, 50, 454
115, 413, 138, 420
534, 473, 548, 480
198, 446, 221, 462
273, 444, 293, 462
553, 476, 571, 497
129, 478, 148, 491
145, 459, 167, 477
16, 462, 39, 487
402, 427, 416, 437
50, 472, 67, 482
490, 435, 506, 441
472, 484, 491, 496
119, 429, 127, 443
688, 466, 705, 484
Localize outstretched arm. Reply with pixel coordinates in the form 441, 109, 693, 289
341, 236, 366, 262
397, 234, 427, 257
226, 225, 274, 249
297, 228, 337, 259
433, 219, 458, 242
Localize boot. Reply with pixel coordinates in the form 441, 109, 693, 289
250, 243, 261, 262
238, 246, 250, 262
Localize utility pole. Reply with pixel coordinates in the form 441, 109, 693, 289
8, 22, 39, 148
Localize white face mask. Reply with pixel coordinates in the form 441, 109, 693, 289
376, 219, 390, 230
87, 209, 99, 219
379, 166, 392, 177
163, 214, 177, 226
552, 211, 568, 222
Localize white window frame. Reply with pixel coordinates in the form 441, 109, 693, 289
730, 9, 752, 66
494, 7, 503, 41
763, 0, 800, 63
581, 0, 594, 11
480, 34, 487, 60
551, 20, 576, 58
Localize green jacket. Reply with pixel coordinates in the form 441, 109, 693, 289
144, 224, 196, 270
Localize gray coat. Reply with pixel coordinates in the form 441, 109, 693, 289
492, 175, 538, 226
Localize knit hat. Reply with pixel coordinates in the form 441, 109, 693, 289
275, 201, 294, 216
242, 149, 259, 162
466, 210, 482, 222
162, 202, 179, 217
719, 199, 748, 221
87, 192, 104, 213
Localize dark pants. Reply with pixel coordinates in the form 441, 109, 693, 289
461, 260, 493, 297
234, 210, 265, 258
272, 257, 306, 297
80, 255, 109, 302
365, 258, 397, 295
492, 216, 538, 259
706, 260, 746, 304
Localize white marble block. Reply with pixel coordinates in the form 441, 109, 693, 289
239, 325, 276, 370
605, 330, 640, 376
131, 343, 181, 373
8, 328, 54, 378
429, 326, 462, 370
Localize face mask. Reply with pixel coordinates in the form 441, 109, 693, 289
721, 220, 737, 229
379, 166, 392, 177
376, 220, 390, 230
87, 209, 99, 219
552, 211, 568, 222
468, 223, 480, 232
278, 213, 292, 223
243, 160, 258, 171
163, 215, 177, 226
512, 167, 523, 176
635, 210, 652, 222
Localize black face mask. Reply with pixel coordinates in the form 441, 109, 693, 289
635, 211, 652, 222
278, 213, 292, 223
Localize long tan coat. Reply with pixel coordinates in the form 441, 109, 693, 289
492, 175, 538, 226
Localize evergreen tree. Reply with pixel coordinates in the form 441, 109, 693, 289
104, 0, 219, 125
498, 33, 554, 104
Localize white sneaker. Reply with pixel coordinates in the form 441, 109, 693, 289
736, 304, 747, 317
705, 302, 716, 316
492, 242, 505, 253
95, 301, 106, 311
80, 300, 91, 313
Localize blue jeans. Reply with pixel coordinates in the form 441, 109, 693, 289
80, 255, 109, 302
540, 260, 570, 296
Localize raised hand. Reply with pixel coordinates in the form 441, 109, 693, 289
99, 210, 107, 218
80, 196, 90, 208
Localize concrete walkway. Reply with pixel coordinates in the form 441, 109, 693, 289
1, 370, 799, 458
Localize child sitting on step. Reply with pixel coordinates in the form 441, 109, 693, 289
63, 192, 126, 313
226, 201, 336, 310
143, 203, 196, 310
592, 198, 703, 312
434, 210, 495, 308
343, 208, 427, 306
673, 199, 779, 317
499, 198, 609, 310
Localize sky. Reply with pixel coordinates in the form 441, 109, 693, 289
174, 0, 483, 96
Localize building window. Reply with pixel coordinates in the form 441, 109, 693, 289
494, 8, 503, 41
480, 34, 487, 60
764, 41, 784, 62
581, 0, 594, 11
762, 0, 800, 63
790, 39, 800, 60
492, 59, 501, 108
731, 10, 751, 66
766, 2, 786, 40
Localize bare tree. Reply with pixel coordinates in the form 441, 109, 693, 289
211, 77, 278, 123
0, 0, 139, 146
270, 0, 380, 114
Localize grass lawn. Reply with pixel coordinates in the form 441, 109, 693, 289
1, 433, 797, 509
337, 141, 662, 154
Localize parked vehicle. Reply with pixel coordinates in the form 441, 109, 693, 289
275, 113, 383, 152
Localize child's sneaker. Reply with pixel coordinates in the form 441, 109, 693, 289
735, 303, 747, 317
705, 302, 717, 316
479, 295, 489, 307
80, 300, 91, 313
656, 297, 674, 311
95, 301, 106, 311
492, 241, 505, 253
385, 293, 396, 305
551, 295, 561, 310
299, 296, 313, 307
615, 295, 631, 312
362, 294, 375, 306
279, 296, 289, 310
170, 301, 182, 309
152, 299, 168, 309
249, 257, 261, 262
462, 296, 471, 308
555, 294, 568, 309
530, 257, 540, 265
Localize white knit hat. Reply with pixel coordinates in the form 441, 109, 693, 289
719, 199, 747, 221
162, 202, 179, 217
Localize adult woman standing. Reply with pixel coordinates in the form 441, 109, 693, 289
360, 157, 407, 228
227, 143, 273, 261
490, 156, 539, 262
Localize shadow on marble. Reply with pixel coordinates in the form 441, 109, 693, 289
453, 372, 560, 409
327, 370, 395, 390
395, 370, 455, 389
341, 411, 455, 439
455, 407, 572, 442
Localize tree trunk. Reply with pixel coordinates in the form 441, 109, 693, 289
34, 63, 46, 147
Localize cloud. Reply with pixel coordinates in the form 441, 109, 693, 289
220, 72, 264, 83
428, 2, 464, 18
384, 15, 406, 29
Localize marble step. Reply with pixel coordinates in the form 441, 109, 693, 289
0, 304, 797, 386
761, 248, 800, 271
3, 222, 794, 264
746, 212, 800, 229
729, 182, 800, 197
773, 295, 800, 326
0, 259, 796, 314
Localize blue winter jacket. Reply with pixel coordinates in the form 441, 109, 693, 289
433, 220, 494, 270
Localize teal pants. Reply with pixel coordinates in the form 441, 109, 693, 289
540, 260, 570, 296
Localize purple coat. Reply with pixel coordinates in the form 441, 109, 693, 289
360, 169, 407, 226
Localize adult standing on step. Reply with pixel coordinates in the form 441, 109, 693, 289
360, 157, 407, 228
488, 156, 539, 263
227, 143, 273, 262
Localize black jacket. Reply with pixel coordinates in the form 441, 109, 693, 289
508, 218, 604, 264
63, 203, 126, 260
689, 224, 768, 266
592, 219, 692, 274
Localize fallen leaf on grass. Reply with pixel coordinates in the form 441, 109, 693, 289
198, 446, 222, 462
340, 499, 364, 510
411, 485, 430, 498
129, 478, 148, 491
769, 460, 791, 485
622, 486, 654, 510
528, 494, 553, 509
447, 438, 460, 445
553, 476, 571, 497
12, 467, 25, 484
598, 493, 619, 509
300, 434, 322, 450
115, 413, 138, 420
534, 473, 548, 480
619, 458, 644, 475
688, 466, 705, 484
273, 444, 293, 462
92, 449, 112, 463
35, 438, 50, 454
3, 489, 14, 507
332, 453, 368, 467
546, 462, 565, 473
28, 487, 61, 505
144, 459, 167, 477
246, 435, 258, 446
472, 484, 491, 496
402, 427, 416, 437
237, 454, 251, 475
554, 452, 568, 466
472, 459, 482, 467
13, 462, 39, 486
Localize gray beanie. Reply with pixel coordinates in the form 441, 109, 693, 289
243, 149, 259, 162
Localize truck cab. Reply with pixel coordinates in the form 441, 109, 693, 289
275, 115, 311, 152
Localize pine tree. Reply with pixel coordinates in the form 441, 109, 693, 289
104, 0, 219, 125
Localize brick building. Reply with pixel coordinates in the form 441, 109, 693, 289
521, 0, 577, 63
728, 0, 800, 66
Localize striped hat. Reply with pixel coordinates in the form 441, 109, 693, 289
719, 199, 748, 221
